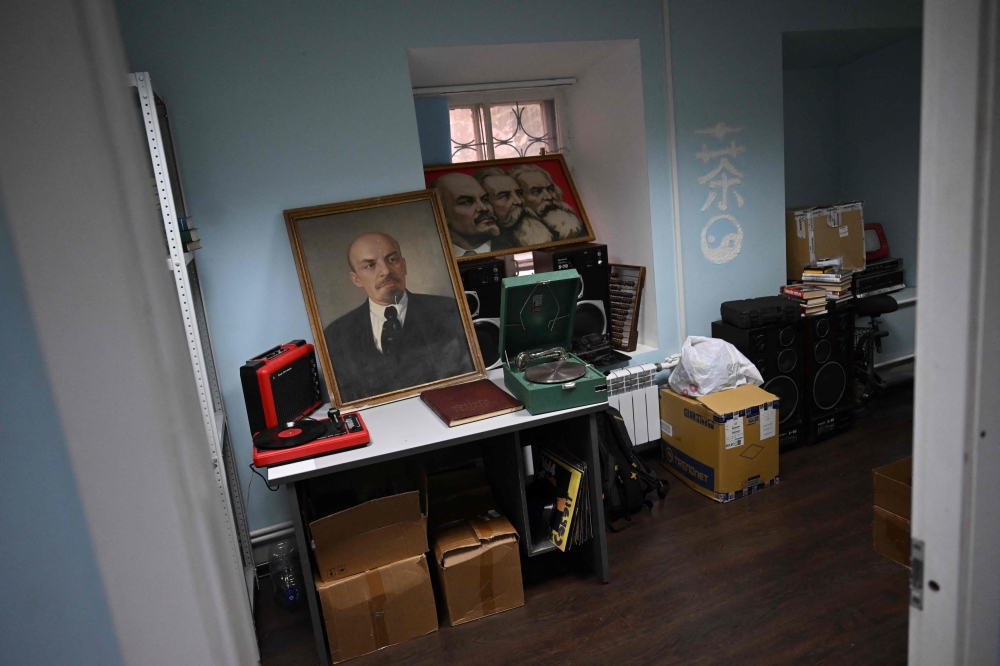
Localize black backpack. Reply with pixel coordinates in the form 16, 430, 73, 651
597, 407, 669, 531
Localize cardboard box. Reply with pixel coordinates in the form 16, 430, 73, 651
432, 512, 524, 626
785, 202, 866, 281
315, 554, 438, 664
873, 457, 912, 567
309, 490, 428, 584
659, 384, 780, 503
873, 507, 911, 567
874, 457, 912, 519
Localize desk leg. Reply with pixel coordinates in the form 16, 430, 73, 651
581, 412, 610, 583
287, 482, 330, 666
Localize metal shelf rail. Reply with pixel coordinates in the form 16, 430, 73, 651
128, 72, 255, 606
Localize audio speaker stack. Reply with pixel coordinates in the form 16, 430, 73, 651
544, 242, 611, 342
458, 257, 506, 369
800, 303, 855, 443
711, 319, 804, 447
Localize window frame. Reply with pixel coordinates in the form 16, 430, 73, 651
445, 88, 567, 163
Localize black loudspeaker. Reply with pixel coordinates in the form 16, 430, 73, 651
240, 340, 322, 436
458, 258, 505, 369
545, 243, 610, 341
711, 319, 804, 447
802, 304, 855, 443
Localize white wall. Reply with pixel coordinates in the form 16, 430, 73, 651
564, 40, 659, 349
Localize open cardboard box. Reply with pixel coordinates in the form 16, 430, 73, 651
660, 384, 780, 503
785, 202, 866, 281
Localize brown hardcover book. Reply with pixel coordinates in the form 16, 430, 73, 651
421, 379, 524, 427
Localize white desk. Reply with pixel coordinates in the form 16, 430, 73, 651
268, 368, 610, 666
267, 369, 604, 484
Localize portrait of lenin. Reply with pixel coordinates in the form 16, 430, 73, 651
285, 191, 483, 408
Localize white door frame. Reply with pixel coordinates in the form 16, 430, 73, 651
0, 1, 258, 663
910, 0, 1000, 663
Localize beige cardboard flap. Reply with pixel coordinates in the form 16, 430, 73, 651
433, 522, 481, 566
434, 514, 519, 568
697, 384, 777, 415
310, 491, 422, 538
468, 512, 518, 542
310, 490, 428, 583
441, 534, 518, 568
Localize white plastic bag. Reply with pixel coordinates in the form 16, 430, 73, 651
667, 336, 763, 397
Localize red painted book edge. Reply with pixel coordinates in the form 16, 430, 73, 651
420, 379, 524, 427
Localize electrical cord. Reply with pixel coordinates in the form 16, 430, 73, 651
248, 462, 281, 494
246, 416, 320, 501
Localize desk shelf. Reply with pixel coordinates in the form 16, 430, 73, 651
277, 383, 610, 666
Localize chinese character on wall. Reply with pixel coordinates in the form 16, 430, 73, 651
695, 122, 745, 265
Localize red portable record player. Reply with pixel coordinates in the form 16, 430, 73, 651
251, 409, 370, 467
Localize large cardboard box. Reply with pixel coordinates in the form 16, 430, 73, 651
659, 384, 780, 503
785, 202, 866, 281
431, 512, 524, 626
309, 490, 428, 584
873, 457, 912, 567
315, 554, 438, 664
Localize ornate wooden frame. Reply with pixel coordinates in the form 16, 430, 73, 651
284, 189, 486, 410
424, 153, 596, 263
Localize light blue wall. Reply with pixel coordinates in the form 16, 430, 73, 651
0, 202, 124, 665
839, 34, 922, 288
668, 0, 922, 337
783, 68, 841, 208
414, 96, 452, 166
115, 0, 679, 530
782, 34, 921, 363
841, 34, 922, 363
783, 35, 922, 285
116, 0, 921, 529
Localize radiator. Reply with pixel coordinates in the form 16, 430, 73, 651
605, 363, 663, 446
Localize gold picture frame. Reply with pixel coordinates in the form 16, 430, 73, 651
424, 154, 595, 263
284, 190, 486, 410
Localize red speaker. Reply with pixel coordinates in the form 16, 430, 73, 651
240, 340, 322, 436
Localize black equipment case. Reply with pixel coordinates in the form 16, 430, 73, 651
720, 296, 801, 329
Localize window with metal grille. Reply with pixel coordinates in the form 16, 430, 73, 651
449, 100, 559, 163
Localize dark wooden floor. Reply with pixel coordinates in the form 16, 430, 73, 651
257, 385, 913, 666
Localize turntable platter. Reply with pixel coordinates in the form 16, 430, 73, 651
524, 360, 587, 384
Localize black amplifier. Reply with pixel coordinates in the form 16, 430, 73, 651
240, 340, 322, 436
855, 256, 903, 277
720, 296, 800, 329
854, 268, 905, 298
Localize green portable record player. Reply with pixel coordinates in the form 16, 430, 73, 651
499, 269, 609, 415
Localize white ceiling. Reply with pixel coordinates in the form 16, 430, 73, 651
407, 40, 635, 88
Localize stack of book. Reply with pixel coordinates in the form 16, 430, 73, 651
529, 447, 591, 552
181, 228, 201, 252
781, 284, 828, 316
801, 265, 854, 303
